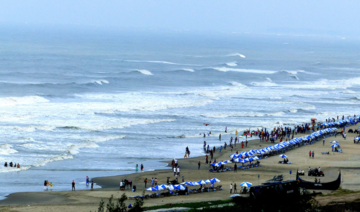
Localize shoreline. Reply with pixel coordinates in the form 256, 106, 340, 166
2, 121, 360, 211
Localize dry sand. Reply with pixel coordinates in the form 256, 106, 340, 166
1, 124, 360, 212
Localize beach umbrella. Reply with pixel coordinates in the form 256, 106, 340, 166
230, 153, 238, 158
198, 180, 207, 185
279, 154, 288, 158
192, 182, 200, 186
252, 156, 260, 160
244, 158, 250, 163
211, 178, 221, 183
146, 187, 158, 191
240, 182, 252, 187
330, 141, 339, 144
154, 185, 164, 191
331, 144, 339, 148
167, 185, 175, 190
234, 158, 245, 163
182, 182, 193, 186
205, 179, 212, 184
223, 160, 232, 164
174, 185, 186, 190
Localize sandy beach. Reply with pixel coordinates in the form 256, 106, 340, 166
1, 123, 360, 212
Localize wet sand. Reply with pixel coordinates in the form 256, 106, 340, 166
1, 124, 360, 212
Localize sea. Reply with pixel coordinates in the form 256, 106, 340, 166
0, 26, 359, 198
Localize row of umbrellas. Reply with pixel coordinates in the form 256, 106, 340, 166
229, 128, 338, 160
321, 116, 359, 127
145, 178, 221, 191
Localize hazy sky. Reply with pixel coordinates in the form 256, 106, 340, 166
1, 1, 359, 35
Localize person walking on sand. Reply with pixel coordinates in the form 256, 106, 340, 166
206, 155, 208, 164
230, 183, 233, 194
198, 161, 201, 170
246, 140, 248, 147
72, 180, 75, 191
241, 141, 244, 149
151, 178, 154, 187
173, 167, 176, 176
234, 163, 237, 172
219, 145, 222, 153
144, 178, 147, 188
141, 164, 144, 171
177, 167, 180, 176
323, 137, 325, 146
312, 151, 314, 158
234, 183, 237, 193
309, 151, 311, 158
91, 181, 94, 190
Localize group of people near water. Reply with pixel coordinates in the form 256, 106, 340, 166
4, 162, 20, 168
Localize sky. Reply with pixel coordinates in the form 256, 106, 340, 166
0, 1, 359, 36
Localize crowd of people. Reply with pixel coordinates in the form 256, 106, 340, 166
4, 162, 20, 168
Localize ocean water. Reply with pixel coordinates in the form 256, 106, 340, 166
0, 26, 360, 197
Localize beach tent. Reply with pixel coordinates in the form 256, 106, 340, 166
205, 179, 212, 184
197, 180, 207, 185
330, 141, 339, 144
146, 187, 158, 191
174, 185, 186, 190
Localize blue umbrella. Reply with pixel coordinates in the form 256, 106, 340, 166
330, 141, 339, 144
240, 182, 252, 187
174, 185, 186, 190
211, 178, 221, 183
146, 187, 158, 191
279, 154, 288, 158
182, 182, 193, 186
198, 180, 207, 185
331, 144, 339, 148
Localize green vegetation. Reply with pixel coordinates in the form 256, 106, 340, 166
143, 199, 232, 211
95, 192, 144, 212
321, 187, 360, 197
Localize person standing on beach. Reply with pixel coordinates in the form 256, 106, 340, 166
171, 159, 175, 168
230, 183, 233, 194
312, 151, 314, 158
234, 163, 237, 172
219, 146, 222, 153
72, 180, 75, 191
144, 178, 147, 188
205, 155, 208, 164
141, 164, 144, 171
234, 183, 237, 193
225, 126, 227, 133
323, 137, 325, 146
246, 140, 248, 147
219, 134, 221, 141
198, 161, 201, 170
309, 151, 311, 158
241, 142, 244, 149
173, 167, 176, 176
177, 167, 180, 176
91, 181, 94, 190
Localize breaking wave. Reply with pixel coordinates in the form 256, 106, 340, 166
136, 70, 153, 75
212, 67, 277, 74
227, 53, 246, 58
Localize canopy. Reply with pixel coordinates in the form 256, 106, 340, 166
331, 144, 340, 148
330, 141, 339, 144
240, 182, 252, 187
279, 154, 288, 158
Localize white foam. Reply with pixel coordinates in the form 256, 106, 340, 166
288, 109, 298, 113
0, 96, 49, 107
33, 154, 74, 167
182, 68, 194, 72
137, 70, 153, 75
0, 144, 18, 155
13, 125, 55, 132
213, 67, 276, 74
227, 53, 246, 58
250, 81, 278, 87
226, 62, 237, 67
86, 135, 125, 143
95, 80, 109, 85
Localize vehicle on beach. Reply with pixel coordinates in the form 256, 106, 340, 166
308, 169, 324, 177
